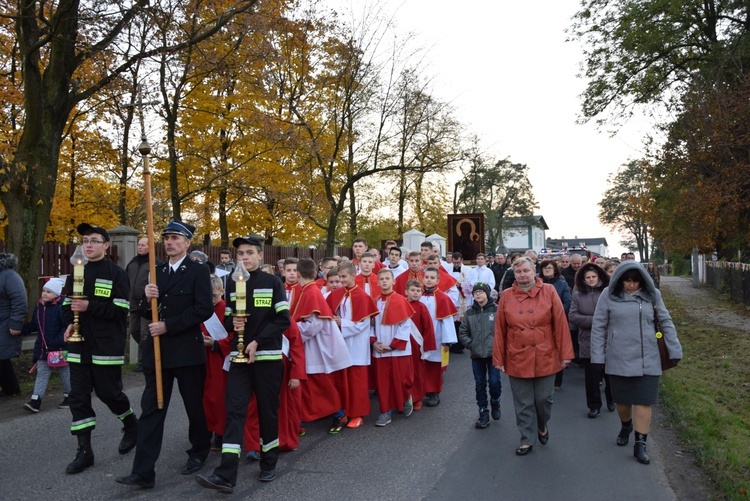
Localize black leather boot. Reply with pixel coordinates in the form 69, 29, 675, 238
118, 414, 138, 454
633, 432, 650, 464
66, 432, 94, 474
617, 420, 633, 446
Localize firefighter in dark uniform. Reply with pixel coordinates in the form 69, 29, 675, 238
63, 223, 136, 474
116, 219, 214, 489
196, 236, 290, 494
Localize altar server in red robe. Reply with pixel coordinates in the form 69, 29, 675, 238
420, 267, 458, 407
371, 269, 416, 427
292, 258, 352, 434
327, 261, 379, 429
405, 280, 436, 411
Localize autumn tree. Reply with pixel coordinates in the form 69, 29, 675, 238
0, 0, 261, 303
570, 0, 750, 122
454, 152, 538, 252
599, 160, 654, 261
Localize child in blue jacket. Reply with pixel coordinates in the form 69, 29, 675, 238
23, 277, 71, 412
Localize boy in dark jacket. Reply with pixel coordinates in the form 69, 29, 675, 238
458, 282, 502, 428
23, 277, 71, 412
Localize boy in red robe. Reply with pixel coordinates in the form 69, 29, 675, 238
292, 258, 352, 433
283, 258, 301, 309
327, 261, 379, 429
405, 280, 436, 412
354, 252, 380, 301
202, 276, 232, 450
371, 268, 416, 427
394, 251, 424, 297
420, 267, 458, 407
351, 237, 384, 274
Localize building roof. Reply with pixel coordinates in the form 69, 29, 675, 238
507, 215, 548, 230
545, 237, 609, 248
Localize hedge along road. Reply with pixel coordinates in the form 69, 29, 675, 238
0, 280, 711, 501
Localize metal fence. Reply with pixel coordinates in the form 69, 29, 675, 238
705, 261, 750, 306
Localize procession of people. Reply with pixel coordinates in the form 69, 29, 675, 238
2, 228, 681, 494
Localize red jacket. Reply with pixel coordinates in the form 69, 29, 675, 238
492, 278, 574, 378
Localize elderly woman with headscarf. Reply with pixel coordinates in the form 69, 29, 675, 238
590, 260, 682, 465
493, 256, 574, 456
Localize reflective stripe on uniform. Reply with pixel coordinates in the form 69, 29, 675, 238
113, 298, 129, 309
71, 417, 96, 432
275, 300, 289, 313
255, 350, 282, 362
222, 443, 241, 456
92, 355, 125, 366
117, 408, 134, 420
260, 438, 279, 452
67, 353, 82, 364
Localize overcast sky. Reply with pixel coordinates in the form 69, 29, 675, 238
327, 0, 657, 257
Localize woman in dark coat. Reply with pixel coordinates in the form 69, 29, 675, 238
591, 261, 682, 465
569, 263, 612, 418
540, 259, 571, 390
0, 253, 28, 397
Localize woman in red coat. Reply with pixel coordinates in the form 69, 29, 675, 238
493, 257, 574, 456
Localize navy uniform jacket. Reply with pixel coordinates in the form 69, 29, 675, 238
63, 258, 130, 364
140, 256, 213, 369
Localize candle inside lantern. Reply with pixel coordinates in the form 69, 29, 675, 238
231, 259, 250, 313
235, 278, 246, 311
70, 245, 88, 295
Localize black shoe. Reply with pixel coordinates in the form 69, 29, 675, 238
617, 423, 634, 446
634, 432, 650, 464
181, 457, 204, 475
607, 402, 616, 412
196, 473, 233, 493
116, 473, 155, 488
424, 393, 440, 407
588, 408, 601, 419
58, 395, 70, 409
538, 428, 549, 445
24, 398, 41, 413
258, 470, 276, 482
634, 440, 650, 464
475, 410, 490, 429
118, 421, 138, 454
491, 403, 501, 421
66, 448, 94, 474
515, 445, 533, 456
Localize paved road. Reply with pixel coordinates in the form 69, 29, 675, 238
0, 348, 683, 500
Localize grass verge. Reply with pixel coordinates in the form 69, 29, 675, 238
660, 287, 750, 500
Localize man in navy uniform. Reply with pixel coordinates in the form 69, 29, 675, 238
117, 219, 214, 488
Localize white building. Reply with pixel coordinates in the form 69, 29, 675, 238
502, 215, 548, 254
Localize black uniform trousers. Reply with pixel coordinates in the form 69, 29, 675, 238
132, 364, 211, 481
69, 363, 132, 435
214, 360, 283, 484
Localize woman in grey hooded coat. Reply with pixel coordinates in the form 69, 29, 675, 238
0, 252, 28, 396
591, 260, 682, 465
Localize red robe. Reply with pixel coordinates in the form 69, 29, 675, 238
327, 285, 378, 418
372, 291, 415, 413
202, 300, 231, 435
293, 282, 345, 422
394, 269, 424, 297
407, 299, 436, 403
354, 272, 381, 301
314, 277, 327, 289
244, 320, 306, 451
285, 281, 302, 311
422, 288, 458, 392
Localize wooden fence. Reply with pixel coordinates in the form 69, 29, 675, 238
706, 261, 750, 306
